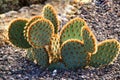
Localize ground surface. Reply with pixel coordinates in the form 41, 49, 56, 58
0, 0, 120, 80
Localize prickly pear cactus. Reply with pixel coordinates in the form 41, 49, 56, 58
82, 26, 97, 54
48, 34, 61, 63
26, 19, 54, 48
8, 18, 31, 48
90, 39, 120, 68
43, 4, 59, 34
24, 16, 43, 39
60, 18, 87, 45
61, 39, 87, 70
26, 48, 34, 61
33, 47, 49, 68
8, 4, 120, 71
48, 62, 66, 70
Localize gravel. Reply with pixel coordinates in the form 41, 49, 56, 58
62, 0, 120, 42
0, 44, 120, 79
0, 0, 120, 80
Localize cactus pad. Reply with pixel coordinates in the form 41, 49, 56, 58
82, 27, 97, 54
27, 19, 54, 48
90, 39, 120, 68
60, 18, 86, 45
43, 4, 59, 33
8, 18, 31, 48
26, 48, 34, 61
48, 62, 66, 70
33, 47, 49, 68
24, 16, 43, 39
48, 34, 61, 63
61, 39, 87, 70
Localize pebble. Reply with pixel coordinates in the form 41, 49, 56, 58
52, 69, 57, 76
5, 11, 18, 17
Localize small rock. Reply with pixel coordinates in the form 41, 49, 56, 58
52, 69, 57, 76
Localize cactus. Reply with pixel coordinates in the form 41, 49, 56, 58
48, 34, 61, 63
48, 62, 66, 70
60, 18, 87, 45
90, 39, 120, 68
26, 19, 54, 48
8, 4, 120, 71
81, 26, 97, 65
24, 16, 43, 39
33, 47, 49, 68
82, 27, 97, 54
26, 48, 34, 61
61, 39, 87, 70
8, 18, 31, 48
43, 4, 59, 34
82, 26, 97, 54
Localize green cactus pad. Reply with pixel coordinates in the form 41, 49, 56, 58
60, 18, 87, 45
24, 16, 43, 39
61, 39, 87, 70
43, 4, 59, 34
82, 27, 97, 54
8, 18, 31, 48
33, 47, 49, 68
90, 39, 120, 68
48, 62, 66, 70
26, 48, 34, 61
27, 19, 54, 48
